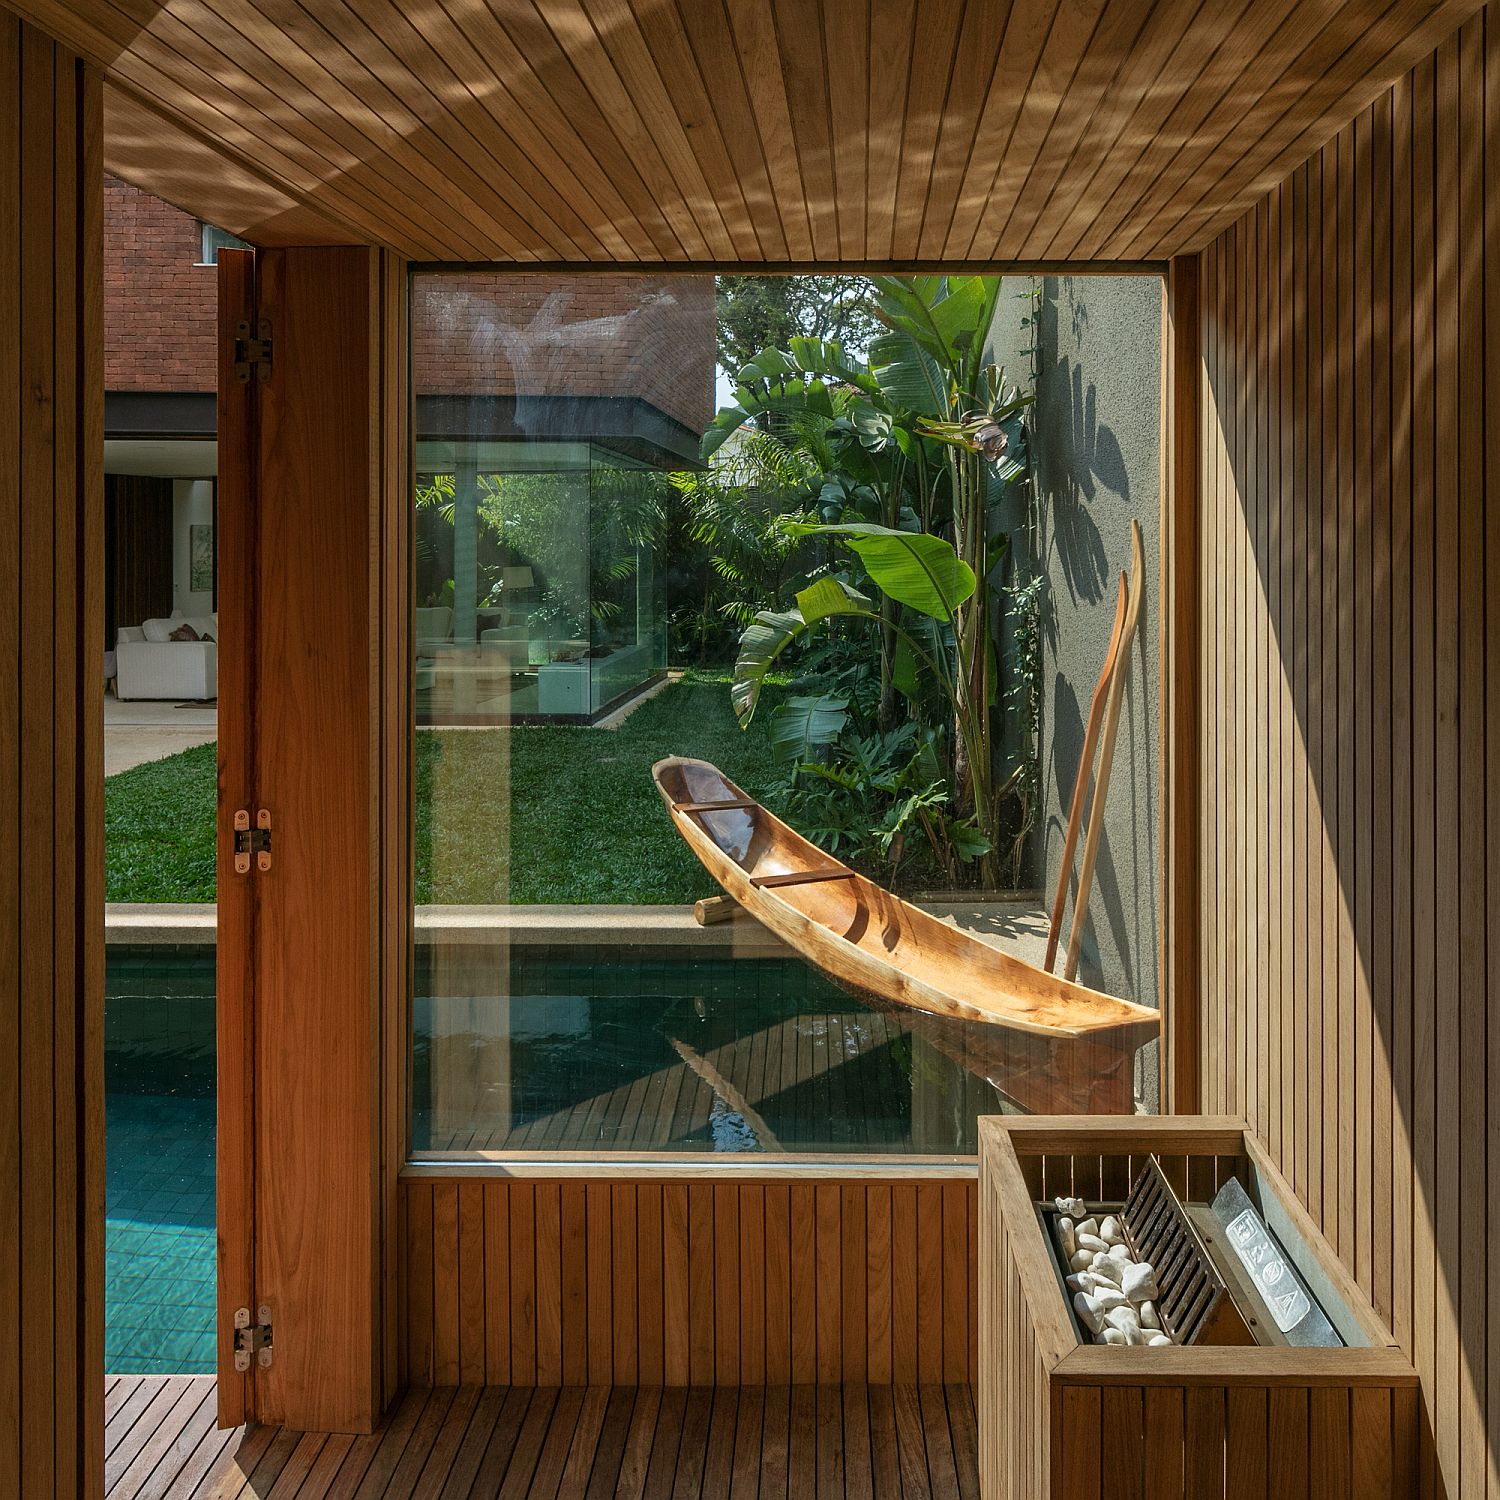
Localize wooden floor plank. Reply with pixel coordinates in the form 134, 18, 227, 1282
113, 1378, 219, 1500
105, 1378, 975, 1498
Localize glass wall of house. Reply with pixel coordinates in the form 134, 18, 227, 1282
410, 270, 1160, 1160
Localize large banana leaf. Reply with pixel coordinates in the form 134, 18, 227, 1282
730, 578, 872, 726
731, 607, 808, 726
703, 339, 882, 459
868, 274, 1005, 402
767, 693, 850, 764
867, 329, 948, 417
788, 522, 974, 621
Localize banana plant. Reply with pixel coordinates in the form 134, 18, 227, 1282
865, 277, 1030, 845
733, 522, 1005, 882
708, 278, 1033, 884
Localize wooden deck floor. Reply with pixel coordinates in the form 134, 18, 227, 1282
104, 1377, 979, 1499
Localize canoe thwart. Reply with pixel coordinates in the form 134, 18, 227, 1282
673, 798, 759, 813
749, 869, 859, 889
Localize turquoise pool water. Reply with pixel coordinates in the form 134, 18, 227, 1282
106, 945, 216, 1374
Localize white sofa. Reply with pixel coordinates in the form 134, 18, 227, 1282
114, 613, 218, 701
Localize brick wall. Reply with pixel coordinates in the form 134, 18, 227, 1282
105, 180, 718, 440
412, 272, 716, 436
104, 175, 216, 392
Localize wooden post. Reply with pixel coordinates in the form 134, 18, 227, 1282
1163, 255, 1202, 1113
0, 18, 104, 1498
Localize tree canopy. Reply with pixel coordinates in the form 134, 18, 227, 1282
715, 275, 881, 378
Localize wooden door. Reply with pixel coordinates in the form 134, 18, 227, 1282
216, 245, 408, 1434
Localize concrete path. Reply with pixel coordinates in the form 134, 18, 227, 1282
104, 695, 217, 777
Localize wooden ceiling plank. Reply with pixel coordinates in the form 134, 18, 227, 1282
1150, 0, 1485, 255
102, 82, 361, 247
212, 0, 575, 260
104, 0, 490, 255
771, 0, 842, 261
888, 0, 965, 262
625, 0, 763, 259
304, 0, 631, 262
991, 0, 1156, 260
1105, 0, 1360, 260
914, 0, 1013, 261
723, 0, 817, 261
1066, 0, 1315, 260
529, 0, 714, 260
940, 0, 1060, 261
6, 0, 448, 254
819, 0, 870, 261
967, 0, 1110, 261
478, 0, 694, 260
576, 0, 744, 260
672, 0, 789, 261
866, 0, 917, 262
1028, 0, 1203, 260
434, 0, 666, 262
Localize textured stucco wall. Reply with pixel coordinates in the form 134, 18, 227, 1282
994, 274, 1163, 1039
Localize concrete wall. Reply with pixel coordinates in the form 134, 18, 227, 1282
995, 275, 1164, 1023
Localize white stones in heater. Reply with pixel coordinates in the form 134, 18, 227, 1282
1053, 1196, 1174, 1347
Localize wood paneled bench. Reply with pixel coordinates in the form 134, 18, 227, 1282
977, 1117, 1419, 1498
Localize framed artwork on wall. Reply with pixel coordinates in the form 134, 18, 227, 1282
190, 523, 214, 594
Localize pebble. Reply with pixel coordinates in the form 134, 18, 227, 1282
1121, 1262, 1159, 1303
1055, 1216, 1078, 1259
1073, 1292, 1104, 1334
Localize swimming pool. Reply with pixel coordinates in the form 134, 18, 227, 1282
106, 937, 1003, 1371
105, 945, 216, 1374
414, 944, 1005, 1156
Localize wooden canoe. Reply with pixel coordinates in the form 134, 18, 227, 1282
653, 756, 1160, 1115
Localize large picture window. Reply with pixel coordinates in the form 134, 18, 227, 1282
409, 270, 1158, 1159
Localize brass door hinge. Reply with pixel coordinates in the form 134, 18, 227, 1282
233, 1305, 273, 1371
234, 318, 272, 384
233, 808, 272, 874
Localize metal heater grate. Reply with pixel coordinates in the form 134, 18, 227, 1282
1119, 1157, 1249, 1345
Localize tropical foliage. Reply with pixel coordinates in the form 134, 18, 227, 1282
704, 275, 1037, 889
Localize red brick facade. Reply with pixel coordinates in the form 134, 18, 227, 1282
412, 272, 715, 436
105, 179, 716, 439
104, 176, 217, 393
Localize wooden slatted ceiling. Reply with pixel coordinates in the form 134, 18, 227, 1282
1189, 7, 1497, 1493
0, 0, 1485, 262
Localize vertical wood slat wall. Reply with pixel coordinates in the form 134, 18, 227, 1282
401, 1177, 977, 1388
1191, 9, 1497, 1493
0, 15, 103, 1500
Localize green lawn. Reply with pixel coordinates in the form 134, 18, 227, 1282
105, 671, 783, 906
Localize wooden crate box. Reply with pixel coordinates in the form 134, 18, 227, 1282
978, 1117, 1419, 1498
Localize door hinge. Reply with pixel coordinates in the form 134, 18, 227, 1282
233, 808, 272, 874
234, 318, 272, 384
233, 1305, 273, 1371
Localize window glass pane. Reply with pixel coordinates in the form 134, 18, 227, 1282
410, 271, 1158, 1160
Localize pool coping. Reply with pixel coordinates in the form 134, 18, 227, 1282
106, 896, 1049, 956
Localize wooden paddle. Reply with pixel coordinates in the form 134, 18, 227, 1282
1044, 571, 1129, 973
1064, 518, 1145, 983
